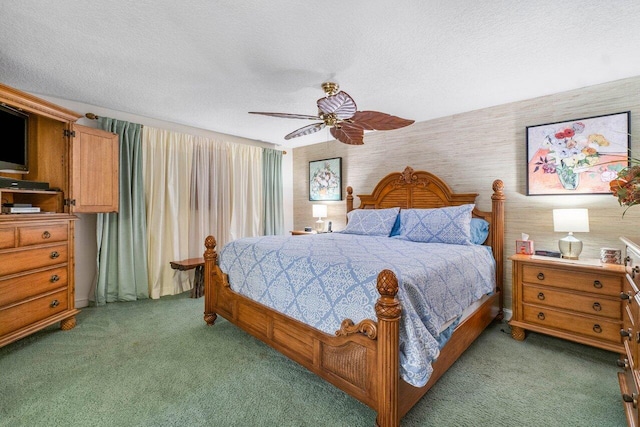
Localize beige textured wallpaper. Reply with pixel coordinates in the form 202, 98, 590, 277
292, 75, 640, 313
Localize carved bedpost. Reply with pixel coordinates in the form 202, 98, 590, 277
203, 235, 218, 326
346, 186, 354, 214
491, 179, 505, 319
375, 269, 401, 427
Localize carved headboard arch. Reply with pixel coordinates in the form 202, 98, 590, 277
347, 166, 479, 211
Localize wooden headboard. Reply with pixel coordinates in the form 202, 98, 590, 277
345, 166, 505, 308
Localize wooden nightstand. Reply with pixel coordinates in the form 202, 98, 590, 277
509, 254, 626, 353
290, 230, 316, 235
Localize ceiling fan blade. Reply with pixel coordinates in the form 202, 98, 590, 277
351, 111, 414, 130
317, 91, 357, 120
284, 122, 326, 140
330, 122, 364, 145
249, 112, 320, 120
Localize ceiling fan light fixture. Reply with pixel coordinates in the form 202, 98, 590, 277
321, 81, 339, 96
249, 82, 414, 145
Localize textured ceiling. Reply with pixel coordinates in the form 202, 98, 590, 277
2, 1, 640, 148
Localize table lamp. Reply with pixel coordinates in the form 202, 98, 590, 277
552, 208, 589, 259
312, 204, 327, 233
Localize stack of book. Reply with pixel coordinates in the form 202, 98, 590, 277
1, 203, 41, 214
534, 250, 562, 258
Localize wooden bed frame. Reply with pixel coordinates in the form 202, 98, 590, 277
203, 166, 505, 426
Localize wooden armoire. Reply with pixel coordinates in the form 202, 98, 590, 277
0, 82, 119, 347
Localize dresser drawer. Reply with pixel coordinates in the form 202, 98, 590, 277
623, 294, 640, 370
0, 266, 68, 307
626, 243, 640, 290
523, 284, 621, 319
17, 223, 68, 247
0, 227, 15, 249
522, 304, 621, 344
0, 244, 68, 276
0, 288, 68, 336
522, 264, 622, 297
618, 369, 640, 426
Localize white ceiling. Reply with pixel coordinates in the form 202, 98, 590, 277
2, 1, 640, 148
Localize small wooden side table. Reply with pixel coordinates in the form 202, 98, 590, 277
290, 230, 316, 235
169, 257, 205, 298
509, 254, 625, 353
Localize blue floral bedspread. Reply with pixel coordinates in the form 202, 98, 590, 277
219, 233, 495, 387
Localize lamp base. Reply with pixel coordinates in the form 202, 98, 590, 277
315, 219, 325, 233
558, 232, 583, 260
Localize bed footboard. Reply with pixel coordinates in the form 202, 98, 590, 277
203, 236, 403, 427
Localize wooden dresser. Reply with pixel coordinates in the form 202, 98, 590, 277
510, 254, 625, 353
0, 82, 119, 347
618, 236, 640, 426
0, 216, 78, 346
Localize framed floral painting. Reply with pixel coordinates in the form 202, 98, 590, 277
526, 111, 630, 195
309, 157, 342, 201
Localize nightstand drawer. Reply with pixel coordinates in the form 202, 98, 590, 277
0, 266, 68, 307
522, 304, 621, 344
522, 264, 622, 297
523, 284, 621, 319
0, 288, 68, 336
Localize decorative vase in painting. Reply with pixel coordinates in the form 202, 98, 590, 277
557, 166, 579, 190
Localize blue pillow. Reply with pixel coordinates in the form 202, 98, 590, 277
394, 204, 474, 245
341, 207, 400, 236
389, 213, 402, 237
470, 218, 490, 245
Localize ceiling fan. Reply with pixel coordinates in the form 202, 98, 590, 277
249, 82, 414, 145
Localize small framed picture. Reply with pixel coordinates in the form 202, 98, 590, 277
309, 157, 342, 201
526, 111, 630, 195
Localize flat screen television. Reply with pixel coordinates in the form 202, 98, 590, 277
0, 104, 29, 174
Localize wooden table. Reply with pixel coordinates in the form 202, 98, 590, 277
290, 230, 316, 235
169, 257, 205, 298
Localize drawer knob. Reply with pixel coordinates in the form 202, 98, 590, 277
621, 292, 631, 301
592, 302, 602, 312
42, 231, 51, 239
50, 274, 60, 283
537, 312, 545, 320
50, 299, 60, 308
623, 393, 638, 408
593, 280, 603, 289
537, 292, 545, 300
617, 358, 630, 369
621, 328, 632, 338
537, 272, 545, 280
50, 251, 59, 259
593, 324, 602, 333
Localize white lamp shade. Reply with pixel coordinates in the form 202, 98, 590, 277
312, 204, 327, 219
553, 209, 589, 233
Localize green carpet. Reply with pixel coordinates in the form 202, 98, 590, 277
0, 293, 626, 426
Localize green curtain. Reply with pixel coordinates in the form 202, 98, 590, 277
262, 148, 284, 235
93, 118, 149, 305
